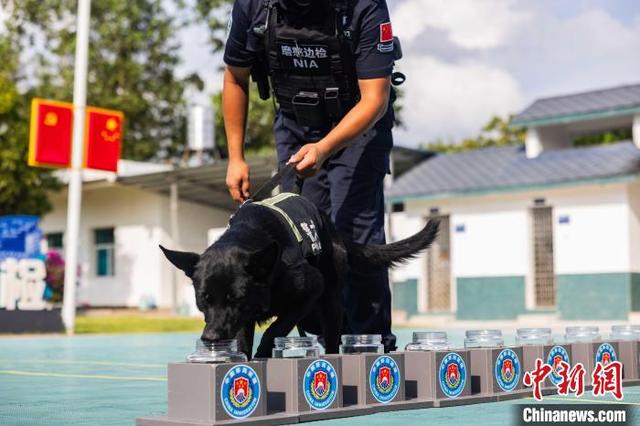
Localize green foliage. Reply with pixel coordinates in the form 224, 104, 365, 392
4, 0, 202, 161
0, 27, 61, 216
427, 115, 526, 153
192, 0, 234, 52
213, 88, 276, 156
75, 314, 203, 334
573, 128, 632, 147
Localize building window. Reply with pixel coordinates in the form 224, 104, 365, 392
46, 232, 64, 250
94, 228, 115, 277
531, 206, 555, 307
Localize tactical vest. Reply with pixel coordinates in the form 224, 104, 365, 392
258, 0, 358, 128
230, 193, 324, 260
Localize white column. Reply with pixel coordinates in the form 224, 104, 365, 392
525, 127, 542, 158
61, 0, 91, 335
633, 114, 640, 150
170, 181, 179, 314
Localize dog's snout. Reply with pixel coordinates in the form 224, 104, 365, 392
200, 327, 223, 343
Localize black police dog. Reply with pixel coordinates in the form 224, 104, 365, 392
161, 201, 438, 359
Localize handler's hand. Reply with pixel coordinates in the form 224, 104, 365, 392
226, 159, 251, 203
288, 143, 330, 177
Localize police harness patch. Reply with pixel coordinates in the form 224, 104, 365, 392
278, 42, 331, 75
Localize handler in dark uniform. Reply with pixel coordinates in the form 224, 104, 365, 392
223, 0, 400, 352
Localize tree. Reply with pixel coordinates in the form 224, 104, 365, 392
3, 0, 203, 161
213, 89, 277, 156
191, 0, 233, 52
427, 115, 526, 154
0, 30, 60, 216
573, 128, 632, 147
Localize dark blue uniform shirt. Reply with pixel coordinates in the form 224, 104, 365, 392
224, 0, 396, 137
223, 0, 398, 352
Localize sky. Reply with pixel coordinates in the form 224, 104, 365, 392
2, 1, 639, 148
178, 0, 640, 148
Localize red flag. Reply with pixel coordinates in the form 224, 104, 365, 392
28, 98, 74, 168
380, 22, 393, 43
84, 107, 124, 172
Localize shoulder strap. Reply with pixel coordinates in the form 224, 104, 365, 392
332, 0, 359, 101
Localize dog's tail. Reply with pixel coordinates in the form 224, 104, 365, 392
343, 220, 439, 272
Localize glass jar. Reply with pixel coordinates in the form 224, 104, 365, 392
610, 325, 640, 341
272, 336, 321, 358
186, 339, 248, 363
464, 329, 504, 348
564, 326, 600, 343
405, 331, 449, 351
339, 334, 384, 354
516, 328, 553, 345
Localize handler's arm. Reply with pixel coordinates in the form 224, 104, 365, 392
289, 77, 391, 175
224, 65, 252, 202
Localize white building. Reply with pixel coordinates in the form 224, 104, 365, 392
388, 82, 640, 322
39, 148, 425, 311
40, 158, 275, 310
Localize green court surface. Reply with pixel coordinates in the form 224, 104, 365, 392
1, 331, 638, 425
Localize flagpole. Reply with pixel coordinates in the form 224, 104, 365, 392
62, 0, 91, 335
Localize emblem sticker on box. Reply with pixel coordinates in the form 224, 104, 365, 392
546, 345, 571, 386
220, 365, 260, 419
439, 352, 466, 398
596, 343, 617, 366
495, 348, 521, 392
369, 355, 400, 403
302, 359, 338, 410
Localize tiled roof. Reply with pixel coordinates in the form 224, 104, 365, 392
512, 83, 640, 126
387, 141, 640, 200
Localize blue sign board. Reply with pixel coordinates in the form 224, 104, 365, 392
0, 215, 42, 261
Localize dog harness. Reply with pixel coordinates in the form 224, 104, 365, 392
234, 192, 323, 258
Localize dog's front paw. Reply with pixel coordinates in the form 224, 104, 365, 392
254, 347, 272, 359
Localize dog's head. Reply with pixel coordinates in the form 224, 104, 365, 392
160, 242, 279, 343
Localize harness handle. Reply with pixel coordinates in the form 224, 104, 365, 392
293, 175, 305, 195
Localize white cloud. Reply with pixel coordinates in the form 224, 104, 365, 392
393, 56, 524, 146
392, 0, 531, 49
388, 0, 640, 146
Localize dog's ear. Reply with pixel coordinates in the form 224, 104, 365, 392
159, 245, 199, 278
248, 241, 280, 278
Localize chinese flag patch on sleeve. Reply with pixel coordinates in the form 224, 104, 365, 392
380, 22, 393, 43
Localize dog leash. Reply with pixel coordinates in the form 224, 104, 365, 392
251, 162, 304, 201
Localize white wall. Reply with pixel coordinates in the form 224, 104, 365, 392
389, 212, 429, 312
551, 186, 630, 274
626, 182, 640, 273
397, 181, 635, 312
451, 208, 529, 278
41, 183, 230, 308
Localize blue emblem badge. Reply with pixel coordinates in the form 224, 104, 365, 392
368, 355, 400, 403
220, 364, 260, 419
439, 352, 466, 398
595, 343, 617, 366
302, 359, 338, 410
546, 345, 570, 386
495, 348, 521, 392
